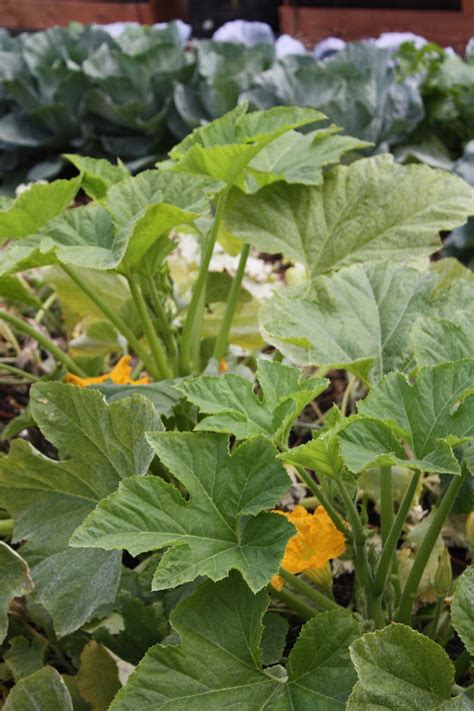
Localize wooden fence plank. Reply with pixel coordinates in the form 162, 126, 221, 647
280, 5, 474, 52
0, 0, 155, 29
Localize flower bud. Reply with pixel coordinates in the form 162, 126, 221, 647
303, 562, 333, 591
434, 547, 453, 598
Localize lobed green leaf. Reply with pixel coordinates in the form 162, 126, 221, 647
348, 624, 455, 710
0, 384, 160, 636
176, 359, 328, 443
110, 573, 360, 710
225, 154, 474, 278
71, 433, 292, 593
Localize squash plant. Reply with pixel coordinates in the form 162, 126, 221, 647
0, 105, 473, 709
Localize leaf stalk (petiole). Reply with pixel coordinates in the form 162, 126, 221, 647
278, 568, 343, 612
127, 274, 173, 380
268, 584, 316, 621
0, 307, 86, 377
293, 464, 348, 538
396, 467, 467, 625
212, 242, 250, 362
61, 264, 160, 380
180, 188, 229, 374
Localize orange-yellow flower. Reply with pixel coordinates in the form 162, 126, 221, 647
219, 358, 229, 373
272, 506, 345, 590
65, 356, 149, 387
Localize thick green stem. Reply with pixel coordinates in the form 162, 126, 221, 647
336, 476, 371, 594
293, 465, 348, 538
396, 468, 467, 625
380, 466, 393, 546
340, 375, 357, 417
427, 598, 443, 640
190, 284, 206, 374
0, 519, 14, 537
180, 189, 229, 374
0, 364, 40, 382
34, 292, 62, 332
373, 470, 421, 597
147, 277, 178, 366
278, 569, 342, 612
371, 595, 386, 629
61, 264, 160, 380
269, 585, 316, 621
454, 648, 471, 683
127, 275, 173, 380
0, 308, 86, 377
212, 242, 250, 362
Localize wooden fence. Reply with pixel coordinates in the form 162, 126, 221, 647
280, 0, 474, 52
0, 0, 186, 30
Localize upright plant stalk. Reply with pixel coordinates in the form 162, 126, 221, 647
373, 470, 421, 597
0, 364, 40, 382
147, 277, 177, 365
278, 569, 342, 612
268, 585, 316, 621
127, 275, 173, 380
335, 476, 371, 595
293, 464, 348, 537
180, 189, 229, 374
396, 468, 467, 625
61, 264, 160, 380
190, 286, 206, 374
380, 466, 393, 545
340, 375, 357, 417
427, 598, 443, 639
212, 242, 250, 362
0, 308, 86, 377
34, 292, 62, 331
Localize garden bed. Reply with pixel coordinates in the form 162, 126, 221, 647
0, 25, 473, 711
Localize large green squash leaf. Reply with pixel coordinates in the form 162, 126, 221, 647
0, 542, 33, 643
280, 409, 349, 480
451, 565, 474, 655
412, 310, 474, 366
93, 595, 167, 666
348, 624, 455, 710
0, 171, 221, 276
94, 380, 182, 420
260, 262, 474, 384
75, 641, 121, 711
3, 666, 73, 711
0, 384, 160, 636
166, 104, 325, 186
176, 359, 328, 443
105, 170, 222, 223
71, 433, 292, 593
242, 126, 370, 192
110, 573, 360, 710
43, 265, 132, 330
338, 360, 474, 475
225, 154, 474, 278
4, 636, 46, 681
65, 154, 129, 201
105, 170, 222, 270
442, 687, 474, 709
0, 177, 81, 241
0, 205, 124, 275
0, 275, 42, 308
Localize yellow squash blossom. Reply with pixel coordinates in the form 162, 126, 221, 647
272, 505, 346, 590
65, 355, 149, 387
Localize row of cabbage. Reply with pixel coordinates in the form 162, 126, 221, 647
0, 21, 472, 189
